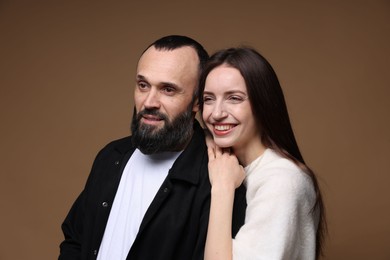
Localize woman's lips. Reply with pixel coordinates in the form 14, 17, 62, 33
213, 124, 235, 136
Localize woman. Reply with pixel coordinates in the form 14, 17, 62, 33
199, 47, 326, 260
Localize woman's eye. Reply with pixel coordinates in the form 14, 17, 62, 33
228, 95, 244, 103
203, 96, 214, 104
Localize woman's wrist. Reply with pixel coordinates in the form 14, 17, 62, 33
211, 182, 236, 196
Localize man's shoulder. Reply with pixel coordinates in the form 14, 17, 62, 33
96, 136, 134, 157
105, 135, 132, 147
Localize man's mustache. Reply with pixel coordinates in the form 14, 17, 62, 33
137, 108, 168, 121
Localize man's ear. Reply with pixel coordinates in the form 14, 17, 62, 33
192, 98, 200, 113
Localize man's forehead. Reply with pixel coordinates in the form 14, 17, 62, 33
137, 46, 199, 83
138, 46, 198, 67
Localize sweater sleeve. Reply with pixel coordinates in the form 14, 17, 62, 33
232, 162, 318, 260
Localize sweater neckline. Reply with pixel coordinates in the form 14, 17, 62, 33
244, 148, 269, 177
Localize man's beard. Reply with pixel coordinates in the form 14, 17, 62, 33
131, 104, 194, 154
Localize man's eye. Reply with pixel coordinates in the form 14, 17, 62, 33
137, 81, 149, 90
162, 87, 176, 94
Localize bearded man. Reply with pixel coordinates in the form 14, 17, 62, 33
59, 35, 246, 260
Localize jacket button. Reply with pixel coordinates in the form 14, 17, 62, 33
102, 202, 109, 207
115, 160, 120, 165
93, 249, 98, 255
163, 187, 169, 193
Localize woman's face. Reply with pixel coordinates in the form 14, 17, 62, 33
202, 65, 260, 151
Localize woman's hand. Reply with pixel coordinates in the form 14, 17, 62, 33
206, 136, 245, 190
204, 134, 242, 260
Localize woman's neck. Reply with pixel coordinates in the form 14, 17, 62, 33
233, 139, 266, 167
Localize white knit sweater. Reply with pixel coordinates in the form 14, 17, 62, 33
232, 149, 319, 260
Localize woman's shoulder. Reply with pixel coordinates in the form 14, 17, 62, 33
245, 149, 315, 200
247, 149, 305, 178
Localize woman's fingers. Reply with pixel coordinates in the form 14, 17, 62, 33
208, 146, 216, 160
215, 145, 223, 157
204, 131, 232, 158
205, 133, 216, 149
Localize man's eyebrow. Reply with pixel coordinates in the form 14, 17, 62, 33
136, 74, 179, 89
136, 74, 147, 81
160, 81, 179, 89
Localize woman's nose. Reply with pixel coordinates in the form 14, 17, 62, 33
211, 101, 228, 120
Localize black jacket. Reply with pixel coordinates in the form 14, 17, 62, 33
59, 121, 246, 260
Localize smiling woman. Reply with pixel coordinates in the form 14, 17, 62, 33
202, 65, 261, 166
199, 47, 327, 260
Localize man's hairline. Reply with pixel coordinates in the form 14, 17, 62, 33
138, 45, 201, 69
137, 45, 201, 85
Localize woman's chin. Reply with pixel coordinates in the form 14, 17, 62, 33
214, 141, 233, 149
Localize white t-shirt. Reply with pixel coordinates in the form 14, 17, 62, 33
97, 149, 181, 260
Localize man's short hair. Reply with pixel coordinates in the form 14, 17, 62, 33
144, 35, 209, 73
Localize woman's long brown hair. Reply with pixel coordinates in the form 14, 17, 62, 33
199, 47, 327, 259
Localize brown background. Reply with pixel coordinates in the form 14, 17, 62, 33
0, 1, 389, 259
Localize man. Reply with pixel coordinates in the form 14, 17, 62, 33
59, 35, 246, 260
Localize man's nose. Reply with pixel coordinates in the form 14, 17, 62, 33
143, 89, 161, 109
